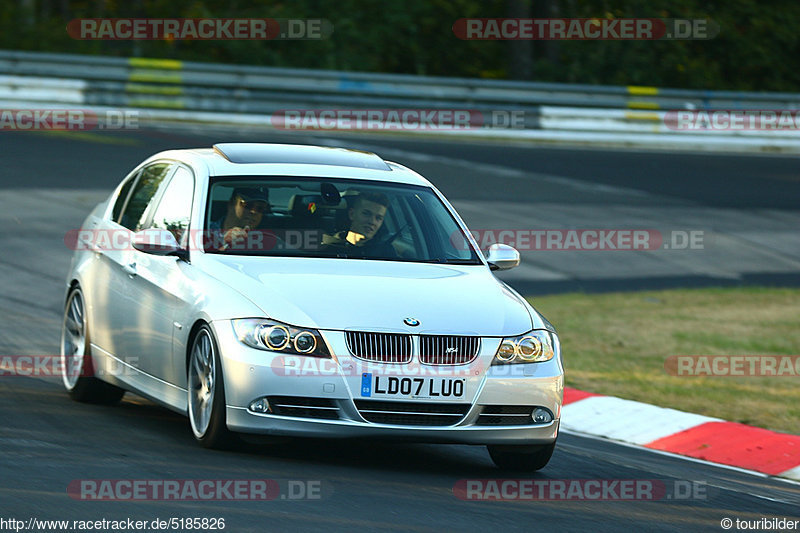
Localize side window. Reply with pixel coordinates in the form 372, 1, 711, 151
119, 163, 173, 231
147, 167, 194, 246
111, 171, 138, 223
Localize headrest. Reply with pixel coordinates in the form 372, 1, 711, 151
288, 194, 324, 218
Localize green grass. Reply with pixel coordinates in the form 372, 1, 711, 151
526, 287, 800, 434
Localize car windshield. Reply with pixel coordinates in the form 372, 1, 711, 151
203, 176, 482, 264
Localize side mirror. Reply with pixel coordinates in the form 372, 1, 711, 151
486, 243, 520, 271
132, 229, 183, 256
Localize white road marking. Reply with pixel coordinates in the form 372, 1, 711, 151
561, 395, 721, 445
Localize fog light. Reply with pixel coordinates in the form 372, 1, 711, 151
532, 407, 553, 424
249, 397, 271, 413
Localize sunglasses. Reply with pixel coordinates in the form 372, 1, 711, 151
237, 198, 269, 214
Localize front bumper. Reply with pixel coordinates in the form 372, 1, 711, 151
213, 320, 564, 446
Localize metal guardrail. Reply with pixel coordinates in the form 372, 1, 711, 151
2, 49, 800, 119
2, 49, 800, 149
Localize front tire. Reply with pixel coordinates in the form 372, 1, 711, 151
188, 325, 239, 449
60, 286, 125, 404
488, 441, 556, 471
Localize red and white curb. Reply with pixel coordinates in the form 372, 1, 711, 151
561, 388, 800, 482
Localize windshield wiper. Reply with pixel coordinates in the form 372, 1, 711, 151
440, 259, 482, 265
417, 258, 482, 265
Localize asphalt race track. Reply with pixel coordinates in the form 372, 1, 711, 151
1, 128, 799, 532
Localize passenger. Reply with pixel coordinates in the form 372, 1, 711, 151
321, 192, 398, 258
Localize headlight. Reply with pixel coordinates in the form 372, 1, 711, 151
232, 319, 331, 358
492, 330, 555, 364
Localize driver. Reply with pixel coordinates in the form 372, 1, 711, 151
321, 192, 398, 257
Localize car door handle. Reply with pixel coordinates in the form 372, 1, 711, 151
123, 262, 137, 277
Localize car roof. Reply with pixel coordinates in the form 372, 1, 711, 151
149, 143, 432, 186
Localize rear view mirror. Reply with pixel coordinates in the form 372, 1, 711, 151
321, 182, 341, 205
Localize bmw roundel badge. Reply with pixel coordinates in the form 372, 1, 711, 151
403, 317, 420, 327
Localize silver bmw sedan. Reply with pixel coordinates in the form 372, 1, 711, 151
61, 143, 563, 470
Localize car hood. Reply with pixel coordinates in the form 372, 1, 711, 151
198, 255, 533, 336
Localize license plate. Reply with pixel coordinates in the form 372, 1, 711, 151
360, 373, 465, 400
